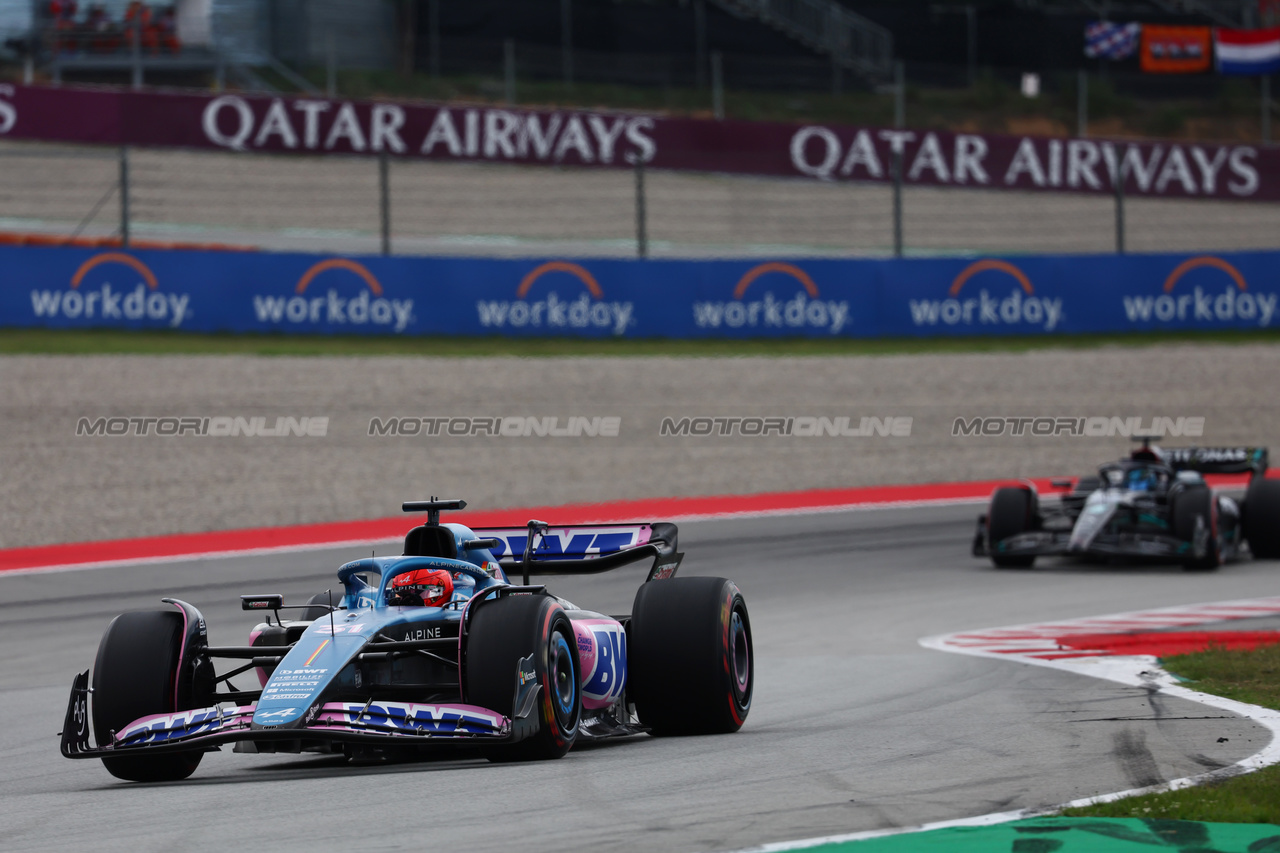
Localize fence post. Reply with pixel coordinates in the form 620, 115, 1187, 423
894, 60, 906, 128
711, 52, 724, 120
892, 60, 904, 258
379, 152, 391, 256
428, 0, 441, 81
327, 31, 337, 97
966, 4, 977, 88
23, 54, 32, 85
561, 0, 574, 88
1114, 161, 1126, 255
1264, 75, 1272, 145
634, 156, 648, 259
1078, 69, 1088, 138
119, 146, 130, 248
214, 50, 225, 92
131, 15, 143, 90
695, 0, 707, 90
504, 39, 516, 105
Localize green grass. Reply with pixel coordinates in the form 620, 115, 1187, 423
1062, 643, 1280, 823
1167, 643, 1280, 710
1, 328, 1278, 357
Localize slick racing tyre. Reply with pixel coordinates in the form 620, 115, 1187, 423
1173, 487, 1221, 572
92, 610, 203, 782
466, 594, 581, 761
1244, 479, 1280, 560
299, 591, 337, 622
629, 576, 753, 737
987, 487, 1036, 569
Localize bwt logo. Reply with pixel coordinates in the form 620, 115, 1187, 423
476, 261, 634, 335
30, 253, 192, 328
118, 708, 223, 745
335, 702, 501, 734
252, 258, 414, 332
1122, 256, 1277, 327
483, 527, 641, 559
909, 260, 1064, 332
693, 263, 850, 334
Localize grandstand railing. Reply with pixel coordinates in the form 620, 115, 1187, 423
709, 0, 894, 82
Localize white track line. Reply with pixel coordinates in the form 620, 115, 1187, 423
727, 596, 1280, 853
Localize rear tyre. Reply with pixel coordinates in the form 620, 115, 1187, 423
1173, 487, 1220, 572
92, 610, 203, 782
1071, 476, 1102, 495
1244, 479, 1280, 560
988, 487, 1036, 569
629, 577, 753, 736
299, 591, 335, 622
466, 595, 581, 761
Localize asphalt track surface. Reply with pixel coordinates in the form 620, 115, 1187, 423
2, 504, 1277, 853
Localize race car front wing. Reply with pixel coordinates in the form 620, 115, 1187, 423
60, 655, 542, 759
974, 526, 1195, 560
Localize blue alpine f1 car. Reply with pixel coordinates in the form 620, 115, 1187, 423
60, 500, 754, 781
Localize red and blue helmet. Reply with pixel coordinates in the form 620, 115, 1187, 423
387, 569, 454, 607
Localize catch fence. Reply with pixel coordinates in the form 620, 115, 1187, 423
2, 139, 1278, 259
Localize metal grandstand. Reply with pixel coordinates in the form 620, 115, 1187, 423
710, 0, 895, 82
1013, 0, 1253, 26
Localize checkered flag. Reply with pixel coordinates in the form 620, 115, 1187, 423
1085, 21, 1141, 60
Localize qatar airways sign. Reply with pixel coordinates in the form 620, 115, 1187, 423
0, 83, 1274, 201
199, 95, 656, 165
787, 126, 1262, 198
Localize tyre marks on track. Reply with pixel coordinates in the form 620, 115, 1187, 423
921, 595, 1280, 807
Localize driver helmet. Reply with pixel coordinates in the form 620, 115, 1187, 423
1127, 467, 1159, 492
387, 568, 453, 607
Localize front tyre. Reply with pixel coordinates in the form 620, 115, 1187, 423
1173, 487, 1220, 572
92, 610, 203, 782
1244, 479, 1280, 559
629, 576, 753, 736
466, 595, 581, 761
988, 487, 1036, 569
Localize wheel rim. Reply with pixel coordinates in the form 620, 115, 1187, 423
729, 608, 751, 699
548, 629, 578, 731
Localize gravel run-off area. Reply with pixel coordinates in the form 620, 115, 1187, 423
2, 343, 1277, 548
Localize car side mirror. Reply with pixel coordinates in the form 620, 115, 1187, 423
241, 594, 284, 612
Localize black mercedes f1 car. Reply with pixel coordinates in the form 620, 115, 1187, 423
973, 439, 1280, 571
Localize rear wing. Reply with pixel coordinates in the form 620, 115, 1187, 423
1162, 446, 1269, 476
472, 522, 682, 584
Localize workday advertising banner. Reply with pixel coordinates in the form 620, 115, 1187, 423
3, 247, 1279, 338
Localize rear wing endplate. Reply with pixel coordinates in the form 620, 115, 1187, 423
472, 522, 681, 584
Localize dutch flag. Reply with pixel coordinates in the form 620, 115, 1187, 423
1215, 26, 1280, 75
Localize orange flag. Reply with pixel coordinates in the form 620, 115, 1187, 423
1141, 25, 1212, 73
